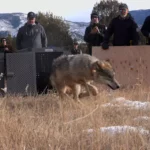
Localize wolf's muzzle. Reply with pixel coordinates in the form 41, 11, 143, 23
107, 79, 120, 90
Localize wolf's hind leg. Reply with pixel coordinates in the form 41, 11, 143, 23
55, 84, 67, 100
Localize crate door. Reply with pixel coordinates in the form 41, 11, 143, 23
36, 52, 63, 93
6, 52, 37, 95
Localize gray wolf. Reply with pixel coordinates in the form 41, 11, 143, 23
50, 54, 120, 100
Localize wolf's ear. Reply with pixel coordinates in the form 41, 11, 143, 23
98, 60, 112, 70
98, 61, 106, 69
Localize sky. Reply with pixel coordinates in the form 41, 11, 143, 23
0, 0, 149, 22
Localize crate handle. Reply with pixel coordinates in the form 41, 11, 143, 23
7, 72, 14, 77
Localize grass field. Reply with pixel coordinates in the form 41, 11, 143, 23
0, 86, 150, 150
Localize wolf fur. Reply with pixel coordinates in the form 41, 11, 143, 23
50, 54, 120, 100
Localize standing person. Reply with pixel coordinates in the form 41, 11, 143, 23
141, 15, 150, 45
0, 38, 14, 94
71, 40, 82, 54
84, 12, 107, 55
102, 3, 140, 49
16, 11, 47, 50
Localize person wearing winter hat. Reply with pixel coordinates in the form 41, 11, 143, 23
84, 11, 107, 55
119, 3, 129, 18
102, 3, 139, 49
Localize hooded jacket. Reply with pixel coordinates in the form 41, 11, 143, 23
104, 14, 139, 46
141, 16, 150, 44
16, 22, 47, 50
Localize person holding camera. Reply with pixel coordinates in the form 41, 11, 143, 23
0, 38, 14, 53
84, 12, 107, 55
102, 3, 139, 50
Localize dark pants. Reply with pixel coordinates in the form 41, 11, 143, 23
146, 38, 150, 45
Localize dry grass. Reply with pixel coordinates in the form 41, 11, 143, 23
0, 86, 150, 150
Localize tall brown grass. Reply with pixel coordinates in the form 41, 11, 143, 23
0, 86, 150, 150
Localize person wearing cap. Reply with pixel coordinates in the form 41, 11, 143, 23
84, 11, 107, 55
141, 16, 150, 45
102, 3, 139, 50
16, 11, 47, 50
71, 40, 82, 54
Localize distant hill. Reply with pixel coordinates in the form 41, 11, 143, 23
130, 9, 150, 25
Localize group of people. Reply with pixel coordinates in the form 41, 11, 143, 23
83, 3, 150, 55
1, 3, 150, 55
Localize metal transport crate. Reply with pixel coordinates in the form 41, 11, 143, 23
6, 49, 63, 95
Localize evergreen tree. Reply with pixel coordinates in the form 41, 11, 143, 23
36, 11, 73, 47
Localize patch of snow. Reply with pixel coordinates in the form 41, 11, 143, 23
101, 97, 150, 110
84, 125, 149, 135
134, 116, 150, 121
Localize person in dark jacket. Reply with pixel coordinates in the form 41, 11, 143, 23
0, 38, 14, 53
102, 3, 139, 50
0, 38, 14, 85
84, 12, 107, 55
16, 11, 47, 50
71, 40, 82, 54
141, 16, 150, 45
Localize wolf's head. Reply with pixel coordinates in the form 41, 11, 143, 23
91, 60, 120, 90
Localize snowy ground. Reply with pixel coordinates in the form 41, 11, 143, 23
83, 97, 150, 136
101, 97, 150, 110
84, 125, 149, 135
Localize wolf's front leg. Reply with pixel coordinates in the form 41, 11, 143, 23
81, 82, 98, 97
72, 84, 81, 100
87, 83, 98, 96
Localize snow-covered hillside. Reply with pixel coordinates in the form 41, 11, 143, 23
0, 13, 27, 36
0, 13, 88, 43
65, 20, 88, 43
